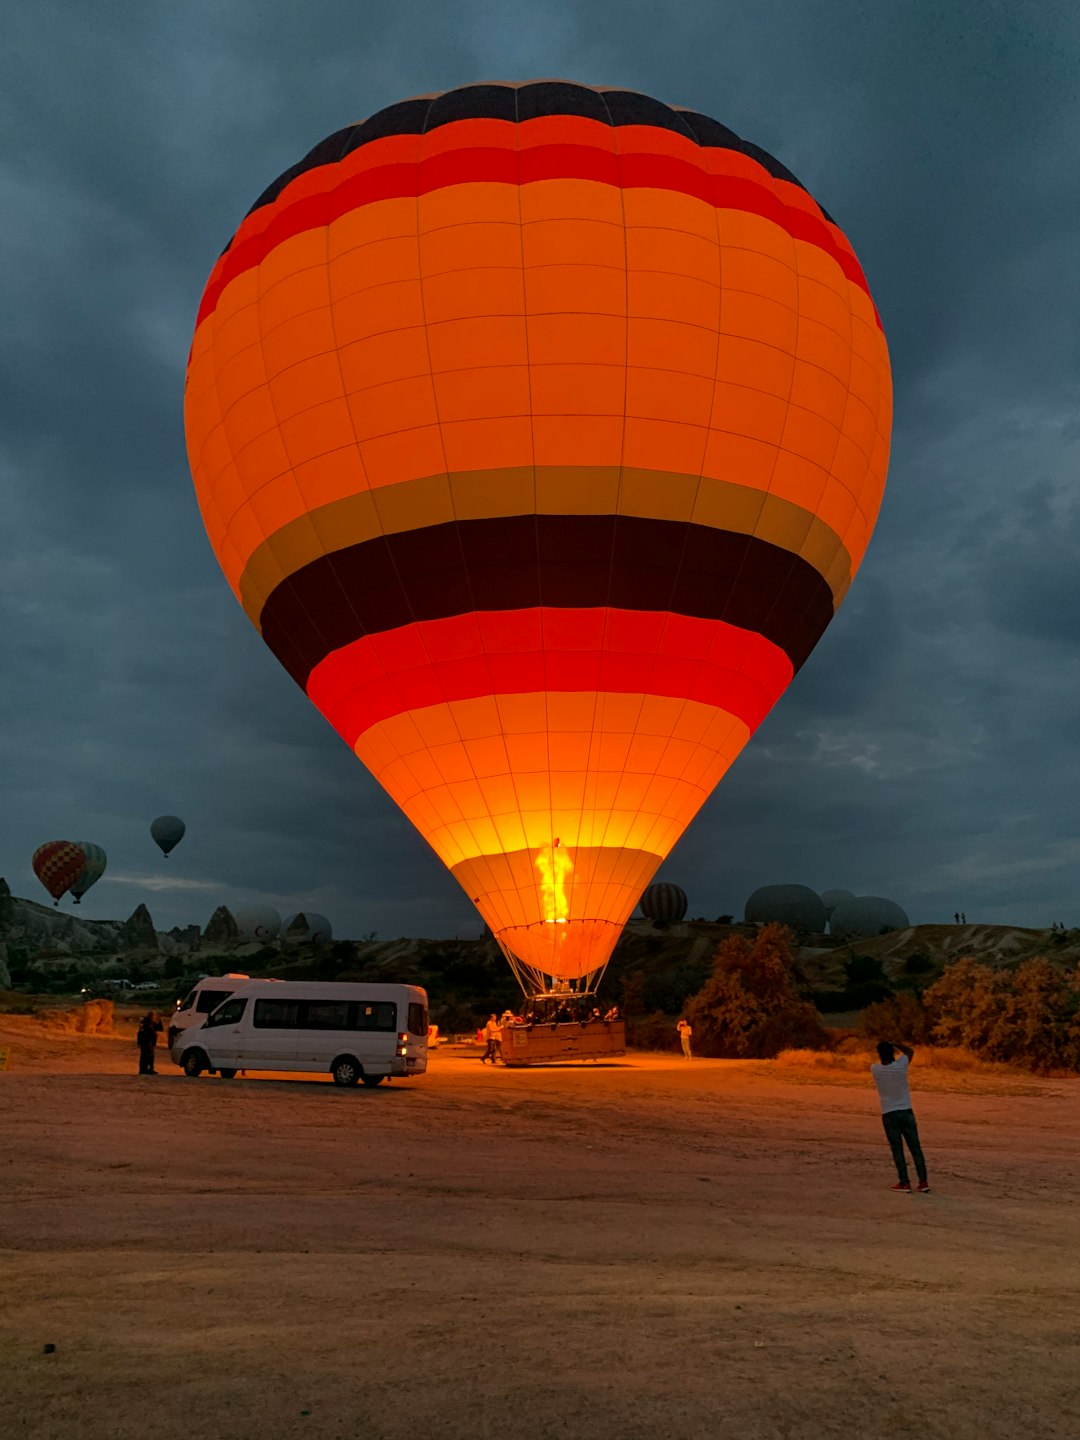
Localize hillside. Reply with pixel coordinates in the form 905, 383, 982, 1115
3, 868, 1076, 1023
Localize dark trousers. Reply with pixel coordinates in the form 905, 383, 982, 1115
482, 1039, 500, 1063
138, 1045, 157, 1074
882, 1107, 927, 1184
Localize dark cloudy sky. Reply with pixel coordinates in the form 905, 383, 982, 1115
3, 0, 1078, 938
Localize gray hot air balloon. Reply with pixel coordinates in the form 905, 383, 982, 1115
820, 888, 855, 921
745, 884, 827, 933
830, 896, 910, 940
283, 912, 333, 944
235, 906, 282, 943
151, 815, 186, 858
640, 883, 688, 926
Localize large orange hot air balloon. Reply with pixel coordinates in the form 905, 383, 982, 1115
185, 82, 891, 997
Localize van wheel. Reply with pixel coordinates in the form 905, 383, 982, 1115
218, 1068, 237, 1079
331, 1056, 360, 1087
183, 1050, 208, 1078
361, 1074, 384, 1088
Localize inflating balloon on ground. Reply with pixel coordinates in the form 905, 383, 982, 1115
184, 81, 891, 1000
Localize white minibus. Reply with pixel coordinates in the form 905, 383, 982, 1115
168, 974, 254, 1048
169, 980, 428, 1087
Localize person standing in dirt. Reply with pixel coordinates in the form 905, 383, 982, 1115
480, 1014, 502, 1065
136, 1012, 163, 1075
677, 1017, 693, 1060
871, 1040, 930, 1193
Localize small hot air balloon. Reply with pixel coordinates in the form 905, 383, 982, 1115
69, 842, 107, 904
151, 815, 186, 858
32, 841, 86, 907
185, 81, 891, 1000
641, 882, 689, 926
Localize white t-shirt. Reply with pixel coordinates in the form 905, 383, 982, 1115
870, 1053, 913, 1113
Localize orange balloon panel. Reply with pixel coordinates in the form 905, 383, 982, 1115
184, 81, 892, 989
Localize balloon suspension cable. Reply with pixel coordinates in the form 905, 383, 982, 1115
492, 932, 611, 1001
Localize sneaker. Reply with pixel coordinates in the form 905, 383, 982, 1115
890, 1181, 912, 1193
916, 1181, 931, 1194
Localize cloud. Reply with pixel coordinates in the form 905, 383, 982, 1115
2, 0, 1079, 939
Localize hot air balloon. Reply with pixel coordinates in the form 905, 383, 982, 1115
151, 815, 186, 857
235, 905, 282, 943
32, 841, 86, 906
283, 912, 333, 944
820, 887, 855, 921
640, 882, 689, 926
69, 842, 107, 904
745, 884, 827, 933
184, 81, 891, 1000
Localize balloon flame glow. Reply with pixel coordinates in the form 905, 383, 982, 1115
535, 842, 573, 924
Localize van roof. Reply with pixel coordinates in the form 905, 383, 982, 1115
227, 978, 427, 999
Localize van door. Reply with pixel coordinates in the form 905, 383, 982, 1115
293, 998, 354, 1069
201, 997, 249, 1068
247, 996, 302, 1069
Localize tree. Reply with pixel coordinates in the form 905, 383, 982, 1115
925, 956, 1080, 1072
683, 923, 828, 1058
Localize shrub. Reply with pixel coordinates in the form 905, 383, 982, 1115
924, 957, 1080, 1073
683, 923, 829, 1058
626, 1010, 677, 1051
859, 992, 935, 1046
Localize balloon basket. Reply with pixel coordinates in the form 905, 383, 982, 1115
500, 1017, 626, 1068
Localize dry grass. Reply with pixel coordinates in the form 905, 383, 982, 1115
37, 999, 115, 1035
774, 1044, 1049, 1080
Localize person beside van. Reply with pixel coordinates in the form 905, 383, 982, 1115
480, 1015, 502, 1065
136, 1012, 163, 1075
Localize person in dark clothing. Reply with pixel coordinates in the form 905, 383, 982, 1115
137, 1012, 163, 1075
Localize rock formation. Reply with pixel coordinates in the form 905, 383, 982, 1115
203, 905, 239, 949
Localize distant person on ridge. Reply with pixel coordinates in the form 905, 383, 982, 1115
480, 1014, 501, 1065
961, 912, 966, 924
136, 1011, 163, 1076
677, 1017, 693, 1060
871, 1040, 929, 1193
954, 912, 960, 924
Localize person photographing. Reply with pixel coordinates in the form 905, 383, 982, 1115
871, 1040, 930, 1193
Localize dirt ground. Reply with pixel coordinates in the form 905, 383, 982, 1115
1, 1016, 1078, 1440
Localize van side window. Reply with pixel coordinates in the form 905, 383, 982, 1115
306, 1001, 350, 1030
408, 1003, 428, 1036
207, 998, 247, 1027
253, 999, 302, 1028
351, 1002, 396, 1032
196, 989, 232, 1014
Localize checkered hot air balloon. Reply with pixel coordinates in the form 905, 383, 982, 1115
32, 841, 86, 906
184, 81, 892, 997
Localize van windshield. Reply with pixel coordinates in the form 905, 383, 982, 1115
195, 988, 233, 1014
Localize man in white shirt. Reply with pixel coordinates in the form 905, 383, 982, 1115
870, 1041, 929, 1193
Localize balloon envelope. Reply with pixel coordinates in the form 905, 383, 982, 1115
185, 81, 891, 993
640, 883, 689, 925
745, 884, 827, 933
235, 906, 282, 943
830, 896, 909, 940
151, 815, 186, 856
32, 841, 85, 904
69, 842, 107, 902
283, 912, 333, 943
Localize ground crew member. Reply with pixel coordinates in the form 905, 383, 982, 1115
677, 1017, 693, 1060
136, 1012, 163, 1075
